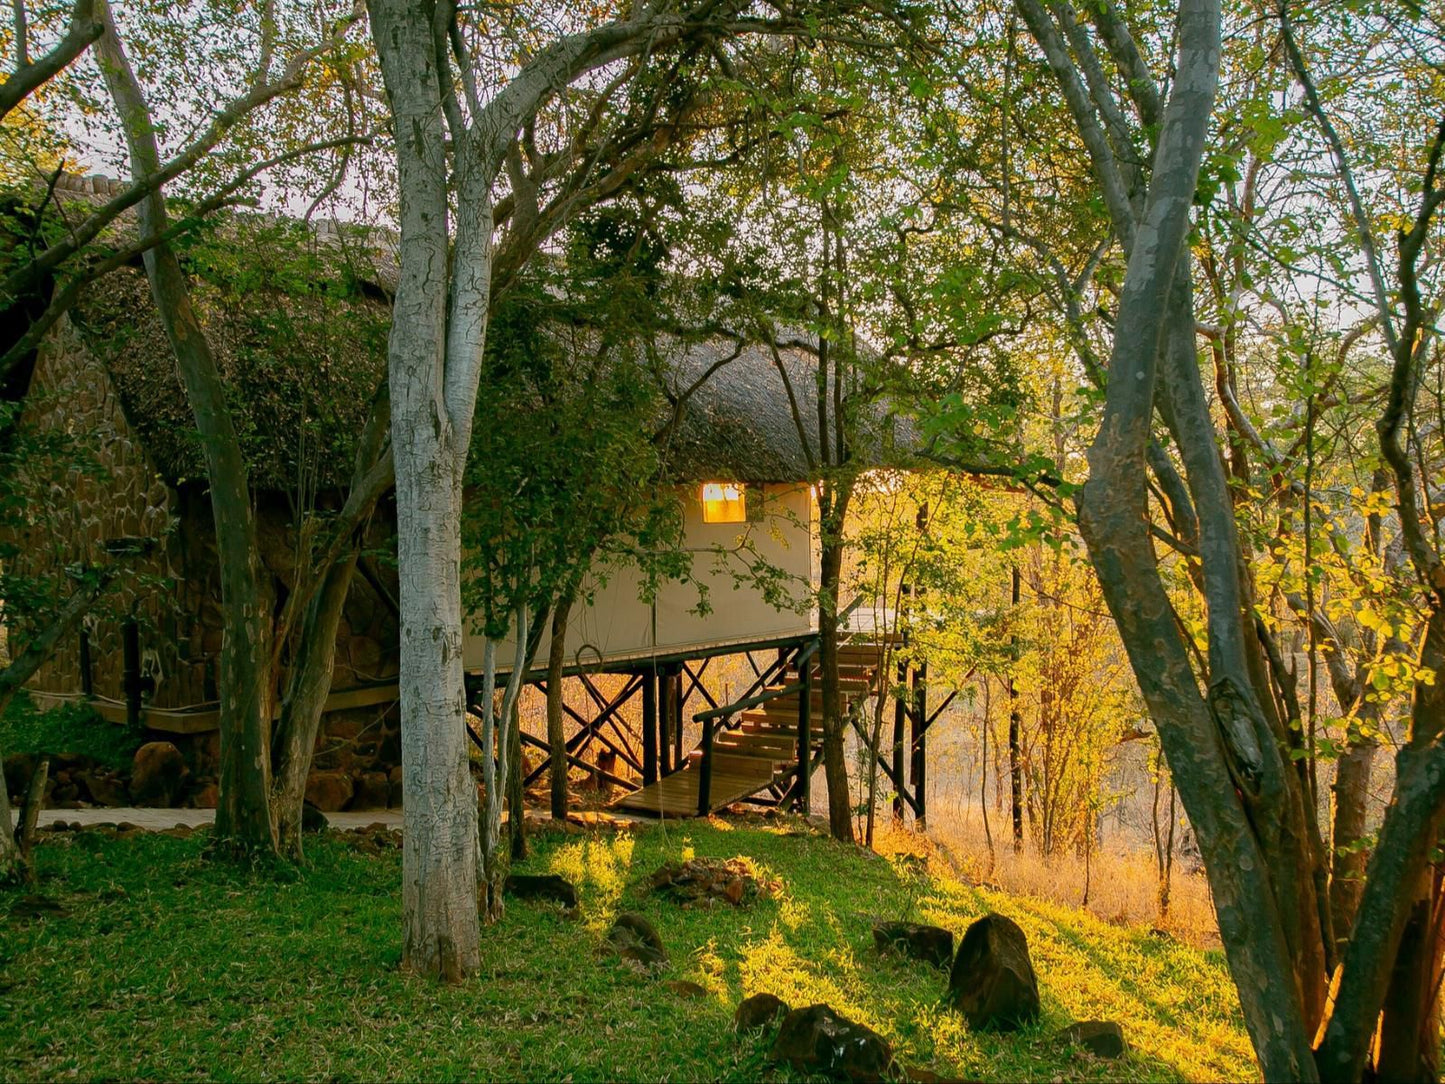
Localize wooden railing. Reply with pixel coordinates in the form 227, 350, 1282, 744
692, 595, 867, 816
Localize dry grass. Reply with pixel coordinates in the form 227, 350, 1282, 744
874, 811, 1221, 948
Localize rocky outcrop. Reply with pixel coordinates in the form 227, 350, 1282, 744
735, 993, 790, 1031
607, 912, 667, 972
303, 770, 354, 813
947, 913, 1041, 1031
129, 742, 187, 807
873, 921, 954, 969
505, 873, 579, 909
1056, 1020, 1126, 1058
770, 1004, 893, 1082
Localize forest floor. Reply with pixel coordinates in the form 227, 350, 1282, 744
0, 815, 1255, 1082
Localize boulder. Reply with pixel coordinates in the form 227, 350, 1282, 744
947, 913, 1041, 1031
3, 753, 36, 800
735, 992, 790, 1031
770, 1003, 893, 1082
505, 873, 579, 909
607, 912, 667, 971
130, 742, 187, 807
388, 765, 404, 808
1056, 1020, 1126, 1059
352, 771, 390, 812
665, 980, 708, 999
77, 767, 129, 808
304, 770, 354, 813
649, 856, 780, 908
301, 802, 330, 833
873, 921, 954, 969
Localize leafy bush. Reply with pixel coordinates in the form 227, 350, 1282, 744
0, 693, 142, 768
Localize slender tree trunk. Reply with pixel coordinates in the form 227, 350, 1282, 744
16, 757, 48, 878
547, 593, 573, 820
0, 739, 17, 876
508, 700, 526, 861
272, 553, 360, 857
819, 531, 853, 843
97, 2, 276, 855
1328, 728, 1377, 951
1008, 565, 1024, 853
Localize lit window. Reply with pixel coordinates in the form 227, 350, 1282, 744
701, 482, 746, 523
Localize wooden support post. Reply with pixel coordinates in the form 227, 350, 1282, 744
891, 658, 906, 818
122, 618, 141, 729
642, 669, 658, 786
669, 664, 685, 768
659, 667, 673, 778
796, 654, 812, 813
697, 717, 713, 816
911, 661, 928, 828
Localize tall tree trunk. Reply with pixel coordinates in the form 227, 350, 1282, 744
97, 2, 277, 855
272, 553, 361, 857
369, 0, 482, 980
819, 529, 853, 843
508, 700, 526, 860
547, 593, 573, 820
0, 750, 17, 877
1052, 0, 1324, 1068
1009, 563, 1024, 852
1328, 731, 1377, 950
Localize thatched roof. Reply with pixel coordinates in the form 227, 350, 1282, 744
70, 261, 390, 491
20, 174, 912, 491
660, 335, 914, 483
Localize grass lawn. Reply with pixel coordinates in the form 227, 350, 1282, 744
0, 816, 1256, 1082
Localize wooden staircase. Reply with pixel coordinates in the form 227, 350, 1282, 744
613, 638, 891, 818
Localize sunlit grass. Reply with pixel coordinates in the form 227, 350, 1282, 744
0, 817, 1257, 1082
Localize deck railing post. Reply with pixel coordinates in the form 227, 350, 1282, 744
642, 669, 658, 786
697, 716, 713, 816
796, 644, 812, 813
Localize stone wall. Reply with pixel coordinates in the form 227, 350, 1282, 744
8, 311, 405, 804
10, 313, 196, 706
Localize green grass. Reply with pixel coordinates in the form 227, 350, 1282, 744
0, 817, 1256, 1082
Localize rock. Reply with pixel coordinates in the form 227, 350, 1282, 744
1056, 1020, 1126, 1059
7, 895, 69, 922
388, 765, 404, 808
607, 912, 667, 971
3, 753, 36, 800
191, 781, 219, 809
505, 873, 579, 909
947, 913, 1041, 1031
130, 742, 187, 807
301, 802, 329, 833
665, 979, 708, 999
76, 768, 129, 808
352, 771, 390, 811
770, 1003, 894, 1082
304, 770, 354, 812
649, 856, 779, 907
735, 992, 790, 1031
873, 921, 955, 970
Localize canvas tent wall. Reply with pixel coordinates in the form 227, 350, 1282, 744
464, 481, 816, 673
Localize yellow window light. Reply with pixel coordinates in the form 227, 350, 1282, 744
701, 482, 746, 523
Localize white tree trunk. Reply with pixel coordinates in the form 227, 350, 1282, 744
370, 0, 481, 981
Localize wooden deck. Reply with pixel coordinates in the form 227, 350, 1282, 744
611, 638, 888, 818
